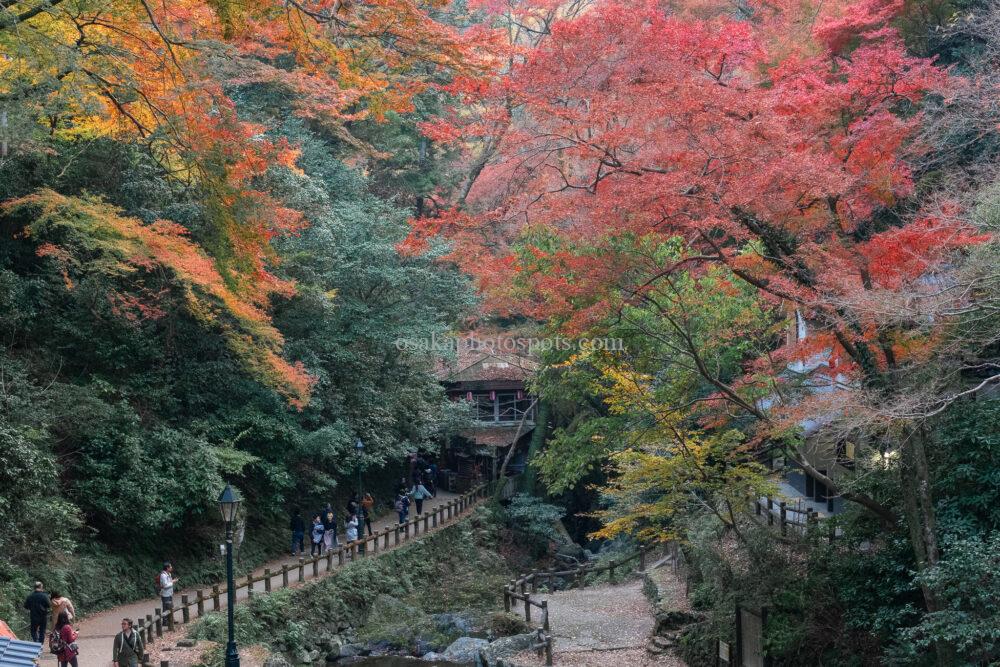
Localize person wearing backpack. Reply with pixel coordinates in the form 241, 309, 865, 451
51, 611, 79, 667
112, 617, 144, 667
410, 482, 431, 515
158, 563, 178, 613
23, 581, 50, 643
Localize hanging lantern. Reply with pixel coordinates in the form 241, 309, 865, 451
466, 391, 473, 401
516, 390, 524, 400
490, 390, 496, 401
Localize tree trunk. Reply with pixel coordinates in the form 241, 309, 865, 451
898, 426, 952, 665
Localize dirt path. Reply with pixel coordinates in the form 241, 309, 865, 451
514, 579, 686, 667
44, 490, 467, 667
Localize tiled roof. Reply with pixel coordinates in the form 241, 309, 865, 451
436, 335, 540, 382
0, 637, 43, 666
459, 426, 534, 448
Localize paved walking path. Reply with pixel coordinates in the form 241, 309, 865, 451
44, 490, 468, 667
514, 579, 686, 667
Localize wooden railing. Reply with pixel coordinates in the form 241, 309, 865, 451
751, 495, 839, 542
88, 484, 491, 655
500, 543, 664, 666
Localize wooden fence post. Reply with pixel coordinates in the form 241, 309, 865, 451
145, 614, 153, 643
608, 559, 616, 584
263, 568, 271, 592
524, 593, 532, 624
373, 530, 380, 554
767, 497, 774, 526
432, 507, 439, 528
327, 550, 334, 571
281, 565, 289, 588
504, 587, 511, 612
424, 513, 430, 532
247, 573, 254, 598
154, 609, 162, 637
384, 530, 390, 550
780, 502, 788, 536
298, 557, 305, 582
405, 521, 411, 539
212, 585, 220, 611
181, 595, 190, 624
542, 600, 550, 631
338, 547, 345, 567
312, 555, 319, 577
413, 516, 420, 536
166, 607, 174, 632
196, 590, 204, 617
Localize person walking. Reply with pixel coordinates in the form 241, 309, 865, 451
361, 493, 375, 536
112, 618, 144, 667
23, 581, 50, 643
394, 490, 410, 524
290, 508, 305, 556
345, 513, 359, 543
158, 563, 178, 614
310, 515, 325, 556
49, 591, 75, 625
51, 611, 78, 667
322, 508, 338, 549
410, 481, 431, 515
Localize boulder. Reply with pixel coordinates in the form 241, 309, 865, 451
295, 649, 315, 664
264, 655, 293, 667
338, 644, 362, 658
480, 633, 536, 662
654, 610, 703, 633
443, 637, 490, 663
432, 612, 475, 636
422, 651, 448, 662
176, 639, 197, 648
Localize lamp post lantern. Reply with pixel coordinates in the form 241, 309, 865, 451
355, 438, 364, 500
218, 485, 241, 667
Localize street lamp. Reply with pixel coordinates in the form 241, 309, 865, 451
217, 485, 241, 667
354, 438, 364, 500
355, 438, 365, 554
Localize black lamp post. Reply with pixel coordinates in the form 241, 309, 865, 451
354, 438, 364, 499
218, 485, 241, 667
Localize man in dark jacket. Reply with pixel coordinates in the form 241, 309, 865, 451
23, 581, 50, 643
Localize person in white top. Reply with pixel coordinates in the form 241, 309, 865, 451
158, 563, 179, 613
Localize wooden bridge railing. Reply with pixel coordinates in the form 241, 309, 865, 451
751, 495, 839, 542
114, 484, 492, 654
500, 542, 666, 665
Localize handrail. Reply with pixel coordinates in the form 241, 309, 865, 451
500, 542, 665, 640
12, 484, 492, 644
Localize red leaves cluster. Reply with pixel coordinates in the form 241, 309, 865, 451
411, 0, 987, 383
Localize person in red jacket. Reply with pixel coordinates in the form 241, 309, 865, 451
53, 611, 79, 667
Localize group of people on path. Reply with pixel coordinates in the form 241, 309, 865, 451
23, 581, 143, 667
290, 492, 376, 557
290, 457, 441, 554
394, 454, 438, 524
